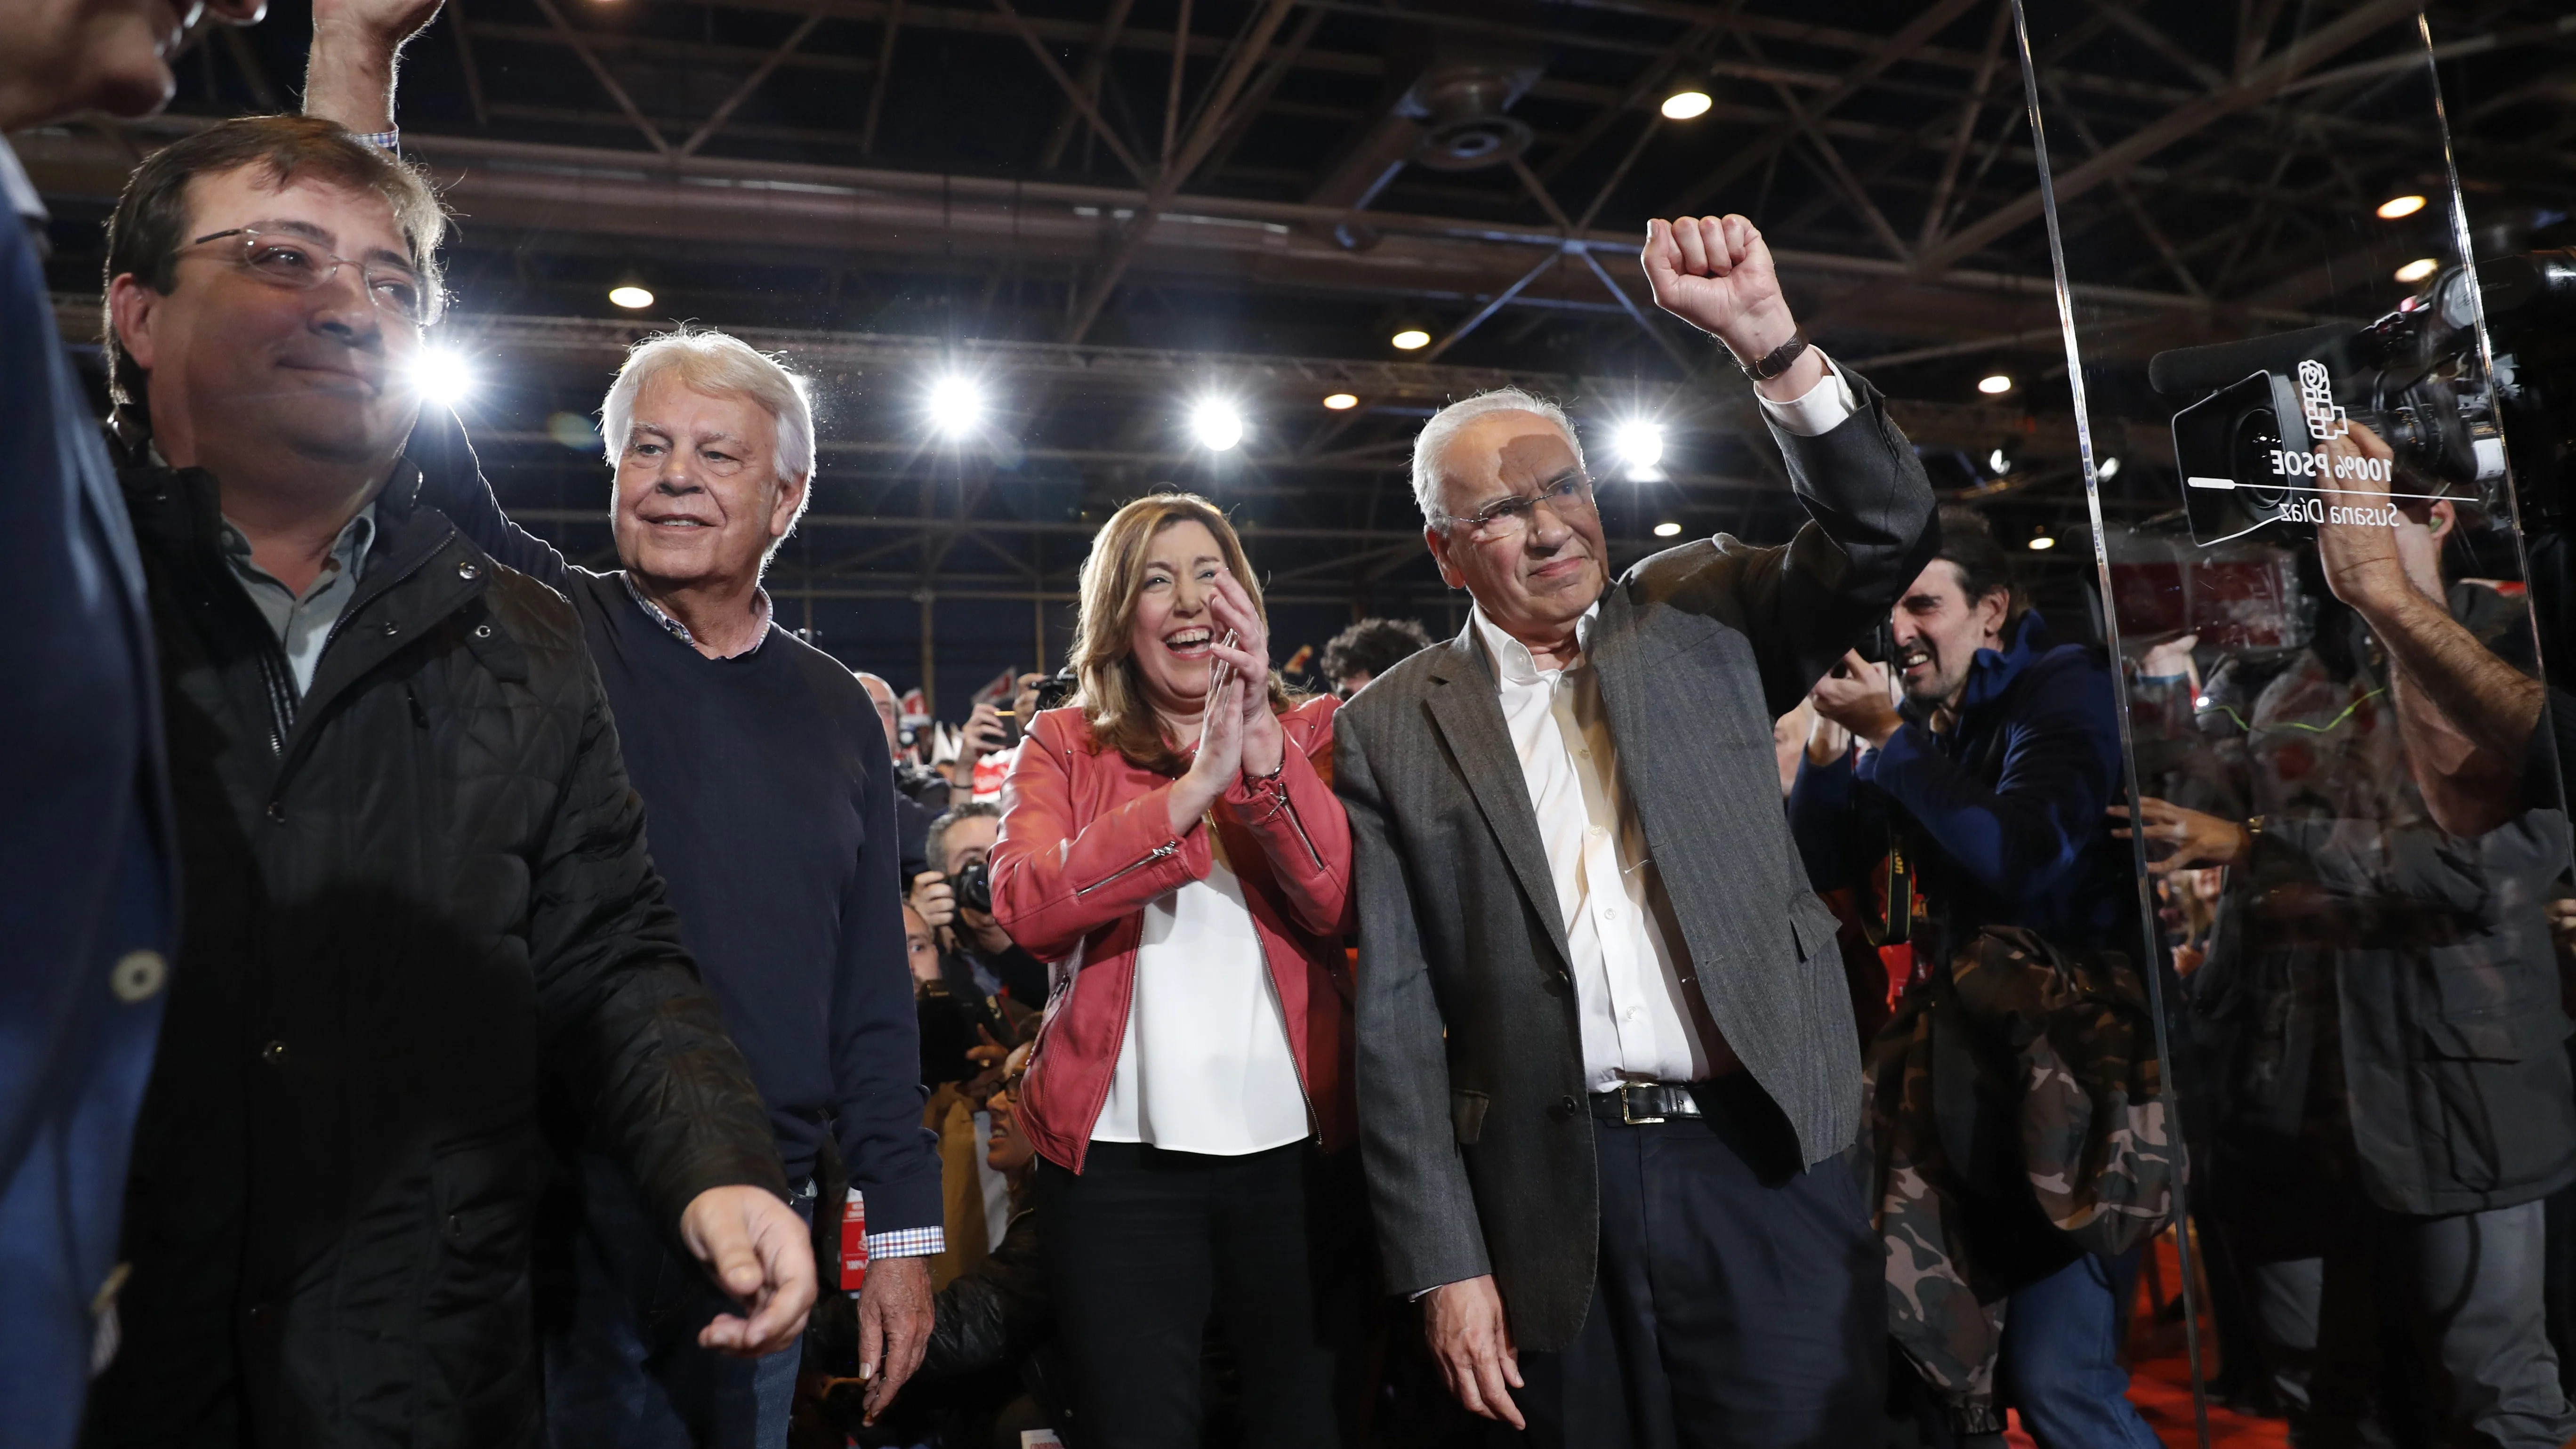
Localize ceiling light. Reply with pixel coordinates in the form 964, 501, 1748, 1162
2096, 455, 2122, 480
409, 347, 475, 408
2394, 257, 2439, 284
1191, 399, 1244, 451
1988, 448, 2012, 475
2376, 194, 2427, 220
1322, 392, 1359, 411
1660, 90, 1713, 121
1652, 521, 1683, 538
608, 284, 655, 310
1977, 374, 2013, 395
927, 373, 985, 438
2028, 534, 2056, 551
1613, 419, 1665, 471
1390, 327, 1432, 351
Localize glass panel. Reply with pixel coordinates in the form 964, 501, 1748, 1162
2016, 6, 2576, 1447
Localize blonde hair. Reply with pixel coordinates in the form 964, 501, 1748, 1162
600, 326, 817, 490
1071, 492, 1295, 774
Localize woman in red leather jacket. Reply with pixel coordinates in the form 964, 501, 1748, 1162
989, 491, 1360, 1448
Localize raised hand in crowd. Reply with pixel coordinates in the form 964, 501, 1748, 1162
2108, 797, 2250, 874
1640, 213, 1827, 400
908, 869, 957, 933
682, 1184, 821, 1359
1809, 648, 1902, 751
304, 0, 446, 131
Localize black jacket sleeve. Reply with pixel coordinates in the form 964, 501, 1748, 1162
922, 1210, 1049, 1377
1736, 367, 1941, 716
530, 625, 785, 1238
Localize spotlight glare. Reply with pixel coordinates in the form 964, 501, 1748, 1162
409, 347, 475, 408
2394, 256, 2439, 284
2028, 534, 2056, 551
1988, 448, 2012, 475
1391, 327, 1432, 351
1613, 419, 1666, 471
2097, 455, 2122, 480
2376, 193, 2427, 220
1192, 399, 1245, 452
927, 373, 986, 438
608, 284, 655, 310
1977, 374, 2013, 395
1660, 90, 1713, 121
1322, 392, 1360, 411
1652, 521, 1683, 538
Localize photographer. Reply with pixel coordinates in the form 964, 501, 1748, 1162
1791, 507, 2152, 1448
2125, 424, 2576, 1447
910, 803, 1049, 1009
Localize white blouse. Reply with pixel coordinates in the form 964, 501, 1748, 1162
1090, 838, 1310, 1156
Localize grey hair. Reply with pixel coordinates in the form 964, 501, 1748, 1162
600, 326, 818, 506
927, 801, 1003, 875
1409, 387, 1586, 524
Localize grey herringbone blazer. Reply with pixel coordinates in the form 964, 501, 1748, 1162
1334, 370, 1937, 1350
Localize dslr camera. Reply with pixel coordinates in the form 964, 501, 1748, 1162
2151, 250, 2576, 546
950, 858, 994, 916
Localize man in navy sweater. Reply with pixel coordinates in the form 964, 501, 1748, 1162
1790, 506, 2151, 1449
402, 335, 943, 1440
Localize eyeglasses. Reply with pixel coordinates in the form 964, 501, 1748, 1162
1438, 471, 1597, 543
186, 228, 437, 326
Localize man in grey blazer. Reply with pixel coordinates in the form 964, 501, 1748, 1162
1335, 214, 1937, 1448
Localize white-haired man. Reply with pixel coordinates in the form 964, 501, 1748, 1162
1334, 215, 1938, 1446
308, 28, 939, 1433
400, 330, 944, 1442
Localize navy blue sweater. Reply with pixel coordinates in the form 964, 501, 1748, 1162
1790, 610, 2133, 957
408, 419, 939, 1235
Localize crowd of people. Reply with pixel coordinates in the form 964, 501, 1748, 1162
10, 2, 2576, 1449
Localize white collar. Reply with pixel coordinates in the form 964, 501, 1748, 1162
0, 136, 49, 228
1469, 601, 1598, 686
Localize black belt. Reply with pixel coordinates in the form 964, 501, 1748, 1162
1590, 1082, 1704, 1126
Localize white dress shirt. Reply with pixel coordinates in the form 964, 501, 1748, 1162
1091, 839, 1311, 1155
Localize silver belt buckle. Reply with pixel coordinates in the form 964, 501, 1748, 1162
1619, 1083, 1665, 1126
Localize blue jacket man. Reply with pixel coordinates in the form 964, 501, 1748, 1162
1790, 607, 2129, 963
0, 0, 263, 1422
1791, 509, 2153, 1449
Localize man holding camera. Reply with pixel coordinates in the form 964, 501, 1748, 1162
1791, 507, 2149, 1445
910, 803, 1049, 1009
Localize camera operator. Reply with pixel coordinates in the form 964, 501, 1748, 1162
1791, 507, 2153, 1448
909, 804, 1048, 1009
861, 672, 941, 881
2123, 424, 2576, 1447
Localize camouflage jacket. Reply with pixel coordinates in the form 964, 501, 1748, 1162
1866, 926, 2179, 1434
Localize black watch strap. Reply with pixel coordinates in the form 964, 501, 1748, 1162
1732, 333, 1810, 383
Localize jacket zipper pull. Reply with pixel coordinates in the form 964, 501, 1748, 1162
1072, 840, 1181, 897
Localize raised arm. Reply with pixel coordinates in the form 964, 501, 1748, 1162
303, 0, 445, 135
404, 405, 579, 594
1640, 215, 1939, 714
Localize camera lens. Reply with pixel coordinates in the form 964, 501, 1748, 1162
2231, 406, 2286, 511
955, 860, 993, 914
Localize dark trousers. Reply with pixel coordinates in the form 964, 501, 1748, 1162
1514, 1077, 1881, 1449
542, 1152, 816, 1449
2238, 1199, 2576, 1448
1037, 1139, 1363, 1449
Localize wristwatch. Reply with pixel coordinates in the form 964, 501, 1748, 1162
1731, 333, 1810, 383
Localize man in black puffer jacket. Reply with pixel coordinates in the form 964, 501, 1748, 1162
79, 117, 813, 1449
